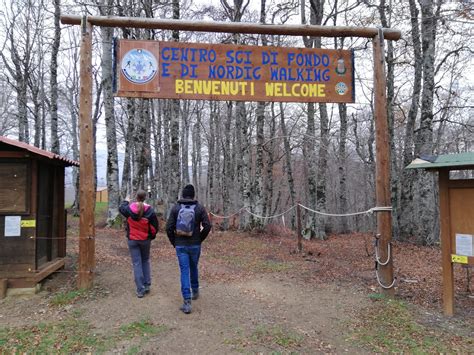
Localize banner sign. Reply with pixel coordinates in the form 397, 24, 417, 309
115, 40, 354, 103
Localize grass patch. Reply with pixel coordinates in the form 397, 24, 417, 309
50, 289, 87, 306
0, 318, 168, 354
95, 201, 108, 217
0, 319, 112, 353
252, 325, 304, 348
227, 324, 304, 352
119, 319, 168, 339
350, 297, 473, 353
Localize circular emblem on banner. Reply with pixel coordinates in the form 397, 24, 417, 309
121, 48, 158, 84
335, 82, 348, 95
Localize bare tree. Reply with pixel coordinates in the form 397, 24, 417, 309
49, 0, 61, 153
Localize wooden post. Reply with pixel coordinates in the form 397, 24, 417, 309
60, 15, 402, 41
78, 17, 96, 289
372, 29, 394, 296
296, 202, 302, 252
439, 169, 454, 315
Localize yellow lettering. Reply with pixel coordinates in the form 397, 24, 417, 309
265, 83, 274, 96
202, 81, 212, 95
230, 82, 239, 95
176, 79, 184, 94
318, 84, 325, 97
240, 82, 247, 95
185, 80, 193, 94
221, 81, 229, 95
194, 80, 203, 94
274, 83, 283, 96
291, 83, 300, 97
212, 80, 220, 94
176, 80, 260, 97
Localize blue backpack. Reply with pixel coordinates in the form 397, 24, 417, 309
175, 204, 196, 237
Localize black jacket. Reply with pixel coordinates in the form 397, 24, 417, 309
166, 199, 212, 247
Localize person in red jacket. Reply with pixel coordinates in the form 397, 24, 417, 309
119, 190, 159, 298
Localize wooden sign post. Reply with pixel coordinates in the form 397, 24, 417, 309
373, 29, 394, 296
78, 17, 96, 289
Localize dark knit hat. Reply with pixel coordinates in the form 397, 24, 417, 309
182, 184, 195, 199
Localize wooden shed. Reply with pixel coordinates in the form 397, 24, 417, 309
407, 152, 474, 315
96, 187, 108, 203
0, 136, 79, 295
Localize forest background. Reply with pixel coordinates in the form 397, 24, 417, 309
0, 0, 472, 245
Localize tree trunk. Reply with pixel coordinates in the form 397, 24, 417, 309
99, 0, 120, 225
167, 0, 181, 214
121, 98, 135, 198
264, 102, 277, 218
337, 103, 349, 234
192, 103, 202, 197
207, 102, 217, 211
315, 102, 329, 239
237, 101, 251, 228
181, 100, 191, 185
413, 0, 441, 245
221, 101, 233, 230
399, 0, 424, 240
132, 99, 150, 191
279, 102, 296, 227
49, 0, 61, 154
304, 102, 318, 235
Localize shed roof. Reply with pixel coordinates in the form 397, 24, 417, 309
406, 152, 474, 170
0, 136, 79, 167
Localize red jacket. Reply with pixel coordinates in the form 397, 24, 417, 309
119, 201, 159, 240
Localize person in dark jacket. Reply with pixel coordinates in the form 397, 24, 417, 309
119, 190, 159, 298
166, 184, 212, 314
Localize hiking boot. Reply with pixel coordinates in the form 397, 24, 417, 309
144, 285, 151, 294
136, 291, 145, 298
180, 299, 192, 314
192, 289, 199, 300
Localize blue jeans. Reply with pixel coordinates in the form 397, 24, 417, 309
127, 239, 151, 294
176, 245, 201, 300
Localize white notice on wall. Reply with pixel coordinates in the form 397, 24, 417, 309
455, 234, 473, 257
4, 216, 21, 237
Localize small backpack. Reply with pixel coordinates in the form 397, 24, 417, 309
175, 204, 196, 237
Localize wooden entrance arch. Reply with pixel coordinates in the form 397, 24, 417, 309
60, 15, 401, 291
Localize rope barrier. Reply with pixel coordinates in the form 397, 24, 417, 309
22, 203, 396, 289
298, 203, 392, 217
375, 240, 392, 266
375, 268, 397, 289
243, 205, 296, 220
209, 208, 245, 219
373, 234, 395, 289
209, 204, 392, 219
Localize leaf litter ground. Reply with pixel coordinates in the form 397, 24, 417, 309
0, 220, 472, 353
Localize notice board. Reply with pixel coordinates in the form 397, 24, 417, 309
449, 187, 474, 264
115, 40, 355, 103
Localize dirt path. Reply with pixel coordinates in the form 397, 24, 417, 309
82, 257, 369, 353
0, 238, 370, 353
